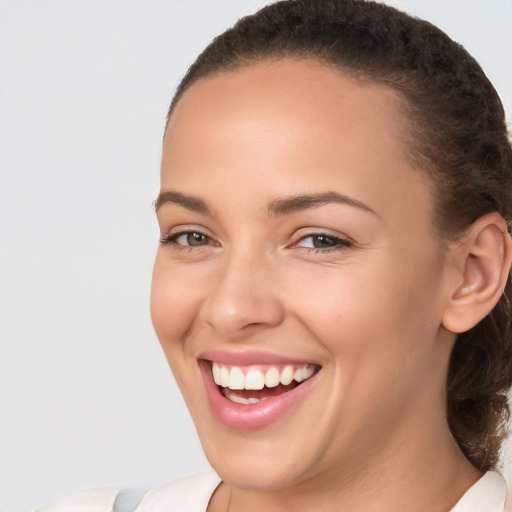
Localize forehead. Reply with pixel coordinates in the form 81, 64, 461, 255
162, 58, 433, 232
166, 59, 405, 151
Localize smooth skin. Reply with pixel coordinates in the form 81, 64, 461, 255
151, 59, 511, 512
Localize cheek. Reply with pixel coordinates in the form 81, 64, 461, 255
150, 256, 202, 357
286, 252, 445, 374
291, 266, 446, 442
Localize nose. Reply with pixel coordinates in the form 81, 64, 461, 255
199, 250, 285, 337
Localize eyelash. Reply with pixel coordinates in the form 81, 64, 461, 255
159, 230, 215, 249
292, 233, 353, 253
160, 229, 353, 254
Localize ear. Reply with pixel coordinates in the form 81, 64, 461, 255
442, 213, 512, 334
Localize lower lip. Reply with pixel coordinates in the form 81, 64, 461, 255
199, 362, 319, 431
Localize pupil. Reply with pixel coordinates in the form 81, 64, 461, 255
188, 233, 206, 246
313, 235, 334, 248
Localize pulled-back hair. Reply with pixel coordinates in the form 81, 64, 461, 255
167, 0, 512, 471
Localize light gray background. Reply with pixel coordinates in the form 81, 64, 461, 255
1, 1, 511, 511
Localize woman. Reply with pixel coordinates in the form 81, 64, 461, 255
38, 0, 512, 510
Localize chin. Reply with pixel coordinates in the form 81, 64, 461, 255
193, 413, 332, 492
205, 443, 313, 491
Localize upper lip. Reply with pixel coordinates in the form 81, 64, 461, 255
198, 349, 320, 367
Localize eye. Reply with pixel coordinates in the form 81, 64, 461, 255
294, 233, 352, 251
160, 230, 213, 247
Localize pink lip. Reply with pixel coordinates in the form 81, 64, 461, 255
199, 349, 315, 366
199, 358, 320, 431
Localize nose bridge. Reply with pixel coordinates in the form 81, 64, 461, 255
200, 244, 284, 336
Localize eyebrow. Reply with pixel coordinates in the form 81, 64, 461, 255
267, 191, 379, 217
154, 190, 212, 215
154, 189, 378, 218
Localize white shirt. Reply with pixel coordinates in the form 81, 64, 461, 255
34, 470, 509, 512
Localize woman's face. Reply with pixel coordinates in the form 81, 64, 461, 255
151, 60, 457, 490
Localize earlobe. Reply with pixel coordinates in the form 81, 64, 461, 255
442, 214, 512, 334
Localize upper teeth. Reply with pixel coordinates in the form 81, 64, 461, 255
212, 362, 316, 390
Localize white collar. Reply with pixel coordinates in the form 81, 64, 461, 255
34, 470, 508, 512
450, 471, 507, 512
135, 470, 508, 512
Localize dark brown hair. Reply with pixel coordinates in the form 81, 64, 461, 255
167, 0, 512, 471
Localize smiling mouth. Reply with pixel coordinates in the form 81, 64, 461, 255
210, 362, 320, 405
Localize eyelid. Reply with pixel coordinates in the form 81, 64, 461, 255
290, 227, 353, 244
159, 225, 219, 247
159, 225, 354, 252
288, 228, 354, 253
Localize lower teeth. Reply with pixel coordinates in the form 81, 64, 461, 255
220, 377, 307, 405
223, 391, 270, 405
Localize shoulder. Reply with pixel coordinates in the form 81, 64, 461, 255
135, 471, 222, 512
33, 488, 119, 512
